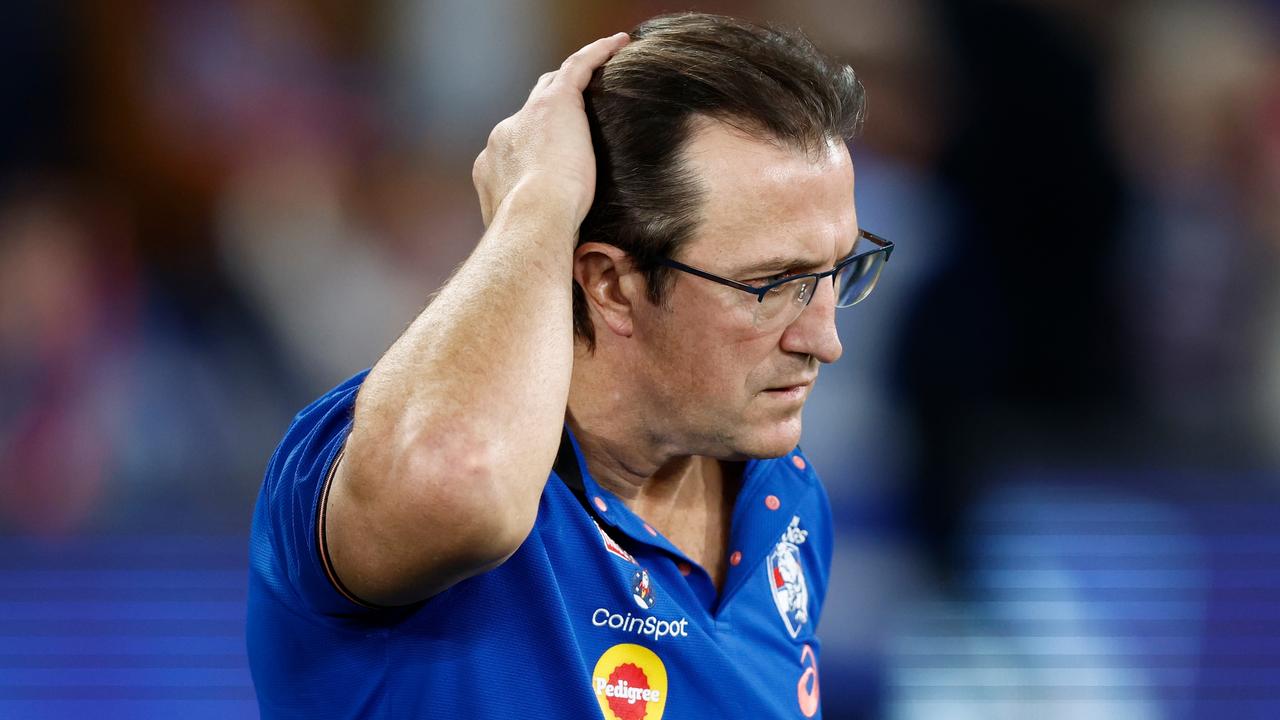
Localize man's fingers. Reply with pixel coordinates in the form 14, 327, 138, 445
526, 71, 556, 102
556, 32, 630, 91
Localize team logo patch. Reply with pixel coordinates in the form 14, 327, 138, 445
592, 643, 668, 720
594, 519, 636, 564
631, 568, 656, 610
767, 515, 810, 638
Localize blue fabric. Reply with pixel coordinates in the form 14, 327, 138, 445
247, 371, 834, 718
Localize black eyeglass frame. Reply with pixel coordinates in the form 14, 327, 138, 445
656, 229, 894, 307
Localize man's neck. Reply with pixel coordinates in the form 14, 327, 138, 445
565, 346, 733, 509
564, 403, 698, 503
568, 347, 744, 589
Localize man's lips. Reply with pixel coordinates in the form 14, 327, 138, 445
765, 377, 817, 393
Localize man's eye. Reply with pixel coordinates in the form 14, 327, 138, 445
751, 272, 794, 287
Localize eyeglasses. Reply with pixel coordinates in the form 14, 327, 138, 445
656, 229, 894, 332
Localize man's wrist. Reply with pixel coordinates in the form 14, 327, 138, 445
493, 178, 590, 241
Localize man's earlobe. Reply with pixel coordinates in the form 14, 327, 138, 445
574, 243, 635, 339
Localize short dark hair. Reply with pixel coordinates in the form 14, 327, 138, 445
574, 12, 866, 348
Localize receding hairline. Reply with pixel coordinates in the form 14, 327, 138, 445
676, 113, 852, 166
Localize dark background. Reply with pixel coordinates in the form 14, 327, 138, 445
2, 1, 1279, 717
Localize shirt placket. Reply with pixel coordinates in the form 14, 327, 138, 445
713, 451, 815, 617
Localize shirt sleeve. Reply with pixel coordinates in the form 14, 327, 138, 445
255, 369, 375, 616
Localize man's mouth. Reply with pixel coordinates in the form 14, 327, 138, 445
764, 377, 816, 396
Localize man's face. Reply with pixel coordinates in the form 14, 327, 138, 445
629, 118, 857, 460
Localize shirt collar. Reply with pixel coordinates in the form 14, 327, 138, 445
551, 425, 818, 557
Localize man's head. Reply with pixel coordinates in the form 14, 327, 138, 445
572, 13, 868, 459
575, 12, 866, 347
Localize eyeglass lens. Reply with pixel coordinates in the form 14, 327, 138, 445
752, 251, 888, 329
834, 252, 887, 307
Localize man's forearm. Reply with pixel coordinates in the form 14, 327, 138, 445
322, 190, 581, 606
348, 187, 579, 531
320, 31, 630, 607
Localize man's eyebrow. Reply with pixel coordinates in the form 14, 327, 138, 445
731, 256, 802, 276
732, 245, 858, 277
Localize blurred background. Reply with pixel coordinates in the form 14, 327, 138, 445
1, 0, 1278, 717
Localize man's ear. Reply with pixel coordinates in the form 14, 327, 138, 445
574, 242, 640, 339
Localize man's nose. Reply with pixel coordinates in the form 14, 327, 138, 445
779, 278, 843, 363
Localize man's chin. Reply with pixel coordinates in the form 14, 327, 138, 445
734, 418, 803, 459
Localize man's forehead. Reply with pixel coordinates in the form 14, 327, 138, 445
677, 120, 857, 269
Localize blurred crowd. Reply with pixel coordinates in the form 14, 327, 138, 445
2, 0, 1278, 717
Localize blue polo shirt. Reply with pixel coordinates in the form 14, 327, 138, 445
247, 370, 834, 718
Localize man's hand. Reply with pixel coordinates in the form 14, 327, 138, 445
472, 32, 630, 230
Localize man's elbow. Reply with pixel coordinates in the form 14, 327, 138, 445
395, 430, 540, 548
328, 434, 540, 604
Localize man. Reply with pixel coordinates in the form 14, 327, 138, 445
247, 12, 892, 719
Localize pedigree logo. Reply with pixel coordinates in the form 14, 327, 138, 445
592, 643, 669, 720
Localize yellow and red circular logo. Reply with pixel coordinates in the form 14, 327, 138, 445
591, 643, 668, 720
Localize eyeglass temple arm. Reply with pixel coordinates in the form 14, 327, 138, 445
656, 258, 770, 299
859, 229, 894, 259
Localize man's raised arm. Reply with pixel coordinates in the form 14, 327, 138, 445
322, 33, 631, 607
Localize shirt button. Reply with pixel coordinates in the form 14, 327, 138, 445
791, 455, 806, 471
677, 562, 692, 576
764, 495, 781, 511
593, 496, 609, 512
729, 551, 742, 566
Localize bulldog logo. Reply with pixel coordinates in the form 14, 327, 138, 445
766, 516, 809, 638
